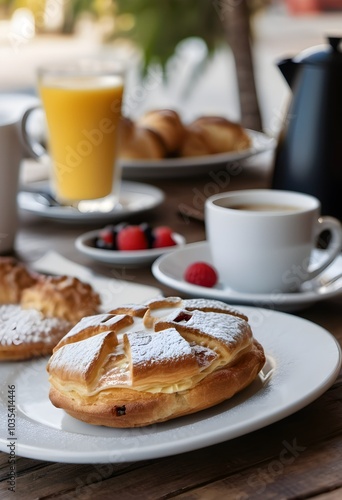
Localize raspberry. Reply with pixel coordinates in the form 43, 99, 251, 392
98, 230, 114, 245
184, 262, 218, 288
95, 223, 178, 251
152, 226, 177, 248
116, 225, 149, 251
96, 225, 116, 249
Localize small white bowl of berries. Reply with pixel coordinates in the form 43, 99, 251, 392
75, 222, 186, 267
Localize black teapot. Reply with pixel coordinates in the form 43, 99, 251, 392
272, 36, 342, 219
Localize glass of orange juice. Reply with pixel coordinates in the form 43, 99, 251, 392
23, 59, 125, 212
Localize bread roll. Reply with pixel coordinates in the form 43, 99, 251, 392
137, 109, 184, 155
188, 116, 251, 154
47, 297, 265, 428
119, 117, 166, 159
118, 111, 251, 160
179, 124, 213, 157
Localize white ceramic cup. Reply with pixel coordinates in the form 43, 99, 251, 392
0, 110, 22, 255
205, 189, 342, 294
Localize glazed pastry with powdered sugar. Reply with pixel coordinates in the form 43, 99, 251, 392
0, 257, 101, 361
47, 296, 265, 428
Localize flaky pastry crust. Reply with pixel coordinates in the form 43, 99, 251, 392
21, 275, 101, 322
47, 297, 265, 427
0, 305, 72, 361
49, 340, 264, 427
0, 259, 102, 361
0, 257, 38, 304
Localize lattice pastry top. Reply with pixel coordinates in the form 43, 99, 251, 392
47, 297, 265, 427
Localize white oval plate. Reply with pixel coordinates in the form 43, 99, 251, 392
120, 130, 275, 179
152, 241, 342, 312
75, 229, 186, 266
18, 181, 165, 224
0, 307, 340, 463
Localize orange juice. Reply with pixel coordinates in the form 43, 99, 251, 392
39, 75, 124, 203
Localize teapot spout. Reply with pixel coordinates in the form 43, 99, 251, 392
277, 58, 297, 88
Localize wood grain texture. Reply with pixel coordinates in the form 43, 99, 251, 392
1, 376, 341, 499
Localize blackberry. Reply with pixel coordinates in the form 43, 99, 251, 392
139, 222, 155, 248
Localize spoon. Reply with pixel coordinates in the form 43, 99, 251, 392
33, 191, 63, 207
21, 187, 77, 209
315, 272, 342, 295
301, 272, 342, 295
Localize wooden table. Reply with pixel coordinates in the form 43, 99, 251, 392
1, 155, 341, 499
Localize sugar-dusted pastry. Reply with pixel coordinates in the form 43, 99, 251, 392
0, 257, 38, 304
0, 258, 102, 361
0, 305, 73, 361
47, 297, 265, 428
21, 275, 101, 323
187, 116, 251, 154
119, 116, 166, 159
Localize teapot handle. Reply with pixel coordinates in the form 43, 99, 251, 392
328, 36, 342, 52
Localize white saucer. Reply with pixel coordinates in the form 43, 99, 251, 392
152, 241, 342, 311
75, 229, 186, 267
18, 181, 164, 224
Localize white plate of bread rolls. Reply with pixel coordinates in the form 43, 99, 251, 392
119, 110, 275, 179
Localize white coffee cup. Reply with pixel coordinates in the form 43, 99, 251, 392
0, 110, 22, 255
205, 189, 342, 294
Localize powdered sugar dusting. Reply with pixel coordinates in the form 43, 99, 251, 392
48, 297, 255, 394
161, 309, 251, 352
186, 310, 251, 346
183, 298, 247, 320
61, 313, 128, 343
0, 305, 71, 346
126, 328, 193, 367
48, 331, 116, 379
